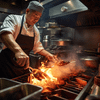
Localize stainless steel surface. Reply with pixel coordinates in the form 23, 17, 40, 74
75, 75, 95, 100
41, 0, 53, 5
85, 95, 100, 100
43, 35, 50, 48
40, 67, 98, 100
51, 39, 72, 46
0, 83, 43, 100
45, 27, 75, 40
91, 75, 100, 96
0, 78, 20, 92
80, 56, 99, 68
46, 28, 62, 39
29, 53, 42, 69
84, 75, 100, 100
45, 22, 59, 28
43, 35, 50, 40
49, 0, 88, 18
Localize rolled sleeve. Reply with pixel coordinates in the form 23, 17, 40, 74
33, 25, 44, 54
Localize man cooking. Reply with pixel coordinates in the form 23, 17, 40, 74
0, 1, 55, 79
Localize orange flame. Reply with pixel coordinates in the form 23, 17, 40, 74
31, 62, 58, 89
31, 57, 85, 92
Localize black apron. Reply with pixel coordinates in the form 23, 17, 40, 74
0, 15, 34, 79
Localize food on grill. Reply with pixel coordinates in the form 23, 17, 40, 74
56, 60, 70, 66
81, 73, 92, 79
76, 77, 87, 86
33, 69, 50, 80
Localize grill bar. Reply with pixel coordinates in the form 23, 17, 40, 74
40, 68, 98, 100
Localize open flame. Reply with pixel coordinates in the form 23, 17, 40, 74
31, 56, 85, 92
31, 62, 58, 90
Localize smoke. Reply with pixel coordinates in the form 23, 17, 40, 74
50, 46, 86, 79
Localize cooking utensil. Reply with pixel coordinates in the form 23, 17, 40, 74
43, 35, 50, 48
57, 60, 70, 66
80, 56, 99, 68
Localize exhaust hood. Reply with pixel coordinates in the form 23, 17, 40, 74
80, 0, 100, 13
49, 0, 88, 18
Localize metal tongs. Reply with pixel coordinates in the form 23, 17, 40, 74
12, 67, 33, 83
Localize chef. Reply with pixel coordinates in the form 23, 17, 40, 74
0, 1, 55, 79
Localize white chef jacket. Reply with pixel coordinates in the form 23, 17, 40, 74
0, 14, 44, 54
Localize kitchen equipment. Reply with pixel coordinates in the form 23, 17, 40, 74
80, 56, 99, 68
91, 75, 100, 95
82, 50, 100, 56
85, 75, 100, 100
45, 22, 59, 28
9, 61, 98, 100
0, 83, 43, 100
0, 78, 20, 92
51, 39, 72, 46
40, 67, 97, 100
43, 35, 50, 48
61, 6, 68, 12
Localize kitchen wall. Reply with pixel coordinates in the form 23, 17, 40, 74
74, 26, 100, 51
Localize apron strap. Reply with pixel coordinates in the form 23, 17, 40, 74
19, 14, 35, 40
19, 15, 24, 35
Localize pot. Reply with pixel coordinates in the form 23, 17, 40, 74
45, 22, 59, 28
80, 56, 99, 68
50, 39, 72, 46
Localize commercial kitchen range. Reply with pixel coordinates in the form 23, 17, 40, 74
0, 50, 99, 100
0, 0, 100, 100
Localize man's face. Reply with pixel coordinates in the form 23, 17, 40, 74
26, 9, 42, 26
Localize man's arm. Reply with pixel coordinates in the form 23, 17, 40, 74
38, 49, 56, 61
0, 32, 29, 67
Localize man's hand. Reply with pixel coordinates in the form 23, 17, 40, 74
38, 49, 57, 62
0, 32, 29, 68
46, 54, 57, 62
15, 51, 29, 68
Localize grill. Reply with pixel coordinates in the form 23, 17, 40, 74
11, 45, 99, 100
11, 66, 98, 100
40, 67, 98, 100
0, 45, 98, 100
